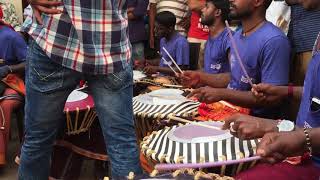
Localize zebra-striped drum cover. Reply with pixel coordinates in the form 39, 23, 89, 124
133, 89, 200, 141
133, 89, 200, 118
141, 121, 259, 164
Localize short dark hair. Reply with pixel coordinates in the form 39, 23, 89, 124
264, 0, 272, 9
207, 0, 230, 21
155, 11, 176, 28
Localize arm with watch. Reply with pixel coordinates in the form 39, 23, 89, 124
222, 113, 296, 140
251, 83, 303, 106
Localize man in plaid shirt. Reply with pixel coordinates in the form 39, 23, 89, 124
19, 0, 142, 179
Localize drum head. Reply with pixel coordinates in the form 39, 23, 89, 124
133, 70, 147, 81
168, 122, 232, 143
134, 89, 187, 105
64, 90, 95, 112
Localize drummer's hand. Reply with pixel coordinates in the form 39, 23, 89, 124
187, 86, 223, 103
28, 0, 63, 25
144, 65, 158, 75
257, 129, 306, 164
251, 83, 287, 106
222, 114, 278, 140
179, 71, 201, 88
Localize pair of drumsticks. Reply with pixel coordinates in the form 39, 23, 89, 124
163, 21, 253, 87
161, 47, 183, 76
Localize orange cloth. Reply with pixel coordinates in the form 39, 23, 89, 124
196, 101, 250, 121
2, 74, 25, 96
140, 153, 153, 173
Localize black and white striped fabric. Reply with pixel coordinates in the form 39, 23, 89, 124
133, 89, 200, 119
133, 100, 200, 119
141, 124, 259, 164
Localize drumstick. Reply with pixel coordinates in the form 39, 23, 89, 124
162, 84, 183, 88
168, 114, 221, 131
225, 21, 253, 87
162, 47, 184, 74
155, 156, 261, 171
219, 100, 240, 111
162, 57, 178, 76
149, 94, 183, 99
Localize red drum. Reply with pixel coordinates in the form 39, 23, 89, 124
64, 90, 97, 135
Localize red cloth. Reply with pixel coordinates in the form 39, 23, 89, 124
187, 9, 209, 40
2, 74, 26, 96
196, 102, 250, 121
0, 5, 3, 19
235, 158, 320, 180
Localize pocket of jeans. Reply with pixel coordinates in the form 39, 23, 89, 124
27, 40, 64, 93
104, 65, 133, 91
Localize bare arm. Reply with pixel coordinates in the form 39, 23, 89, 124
9, 62, 26, 75
221, 89, 263, 108
199, 72, 231, 88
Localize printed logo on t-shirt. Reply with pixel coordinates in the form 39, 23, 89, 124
304, 121, 312, 128
210, 63, 221, 70
163, 60, 172, 66
198, 18, 209, 32
240, 75, 254, 84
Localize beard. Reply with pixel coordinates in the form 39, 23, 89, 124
229, 4, 252, 20
200, 14, 215, 26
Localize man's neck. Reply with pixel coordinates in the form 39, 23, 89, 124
165, 31, 177, 41
209, 20, 226, 38
241, 13, 266, 36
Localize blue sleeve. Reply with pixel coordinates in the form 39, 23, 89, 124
12, 33, 27, 63
176, 38, 189, 66
260, 36, 291, 85
132, 0, 149, 18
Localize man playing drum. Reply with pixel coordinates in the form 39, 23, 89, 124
144, 11, 190, 76
201, 0, 232, 75
180, 0, 291, 119
19, 0, 141, 179
221, 1, 320, 178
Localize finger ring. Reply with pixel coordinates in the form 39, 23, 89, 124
230, 122, 236, 133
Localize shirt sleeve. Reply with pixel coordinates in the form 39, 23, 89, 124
176, 38, 190, 66
260, 36, 291, 85
132, 0, 149, 18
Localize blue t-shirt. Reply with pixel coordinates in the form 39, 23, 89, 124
296, 34, 320, 166
159, 33, 189, 67
204, 28, 231, 74
0, 26, 27, 65
228, 22, 291, 118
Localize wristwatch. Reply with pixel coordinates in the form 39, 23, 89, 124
277, 120, 295, 132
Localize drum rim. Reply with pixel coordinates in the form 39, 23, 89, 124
64, 91, 95, 112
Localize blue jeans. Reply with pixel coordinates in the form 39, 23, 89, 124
18, 40, 142, 179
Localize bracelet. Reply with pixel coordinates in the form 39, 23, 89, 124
303, 127, 312, 156
288, 83, 293, 98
